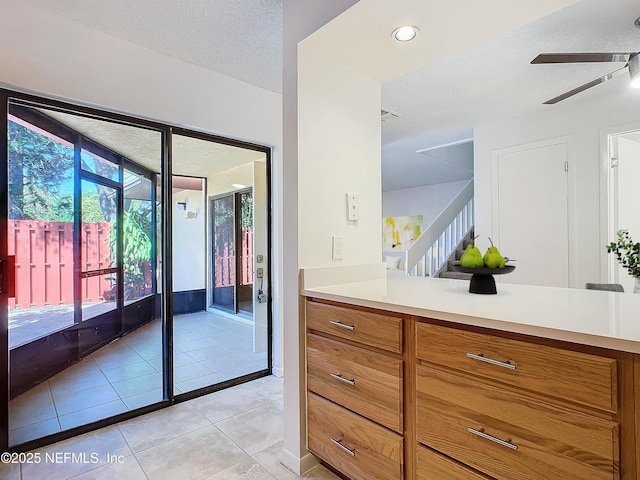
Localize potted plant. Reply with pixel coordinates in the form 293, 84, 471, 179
607, 229, 640, 293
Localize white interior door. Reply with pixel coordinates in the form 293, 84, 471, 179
494, 141, 569, 287
609, 133, 640, 292
252, 161, 268, 354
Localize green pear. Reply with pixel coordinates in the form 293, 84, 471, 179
483, 237, 506, 268
460, 241, 484, 268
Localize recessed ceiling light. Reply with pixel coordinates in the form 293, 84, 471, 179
392, 25, 419, 42
232, 183, 247, 189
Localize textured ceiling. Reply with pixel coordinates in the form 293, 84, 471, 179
20, 0, 283, 93
380, 0, 640, 190
302, 0, 579, 83
18, 0, 640, 191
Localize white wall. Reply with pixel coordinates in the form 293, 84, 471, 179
281, 0, 360, 474
615, 136, 640, 292
0, 2, 281, 148
172, 188, 206, 292
382, 180, 470, 228
474, 78, 640, 288
298, 46, 381, 268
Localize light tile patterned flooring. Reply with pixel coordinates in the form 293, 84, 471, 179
9, 311, 268, 446
0, 375, 341, 480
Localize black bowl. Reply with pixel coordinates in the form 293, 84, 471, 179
452, 265, 515, 275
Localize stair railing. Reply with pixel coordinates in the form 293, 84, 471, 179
405, 180, 474, 277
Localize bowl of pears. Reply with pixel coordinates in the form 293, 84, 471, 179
452, 237, 515, 294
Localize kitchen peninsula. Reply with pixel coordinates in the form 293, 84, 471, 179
302, 268, 640, 480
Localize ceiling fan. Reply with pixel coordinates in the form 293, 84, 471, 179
531, 52, 640, 104
531, 17, 640, 104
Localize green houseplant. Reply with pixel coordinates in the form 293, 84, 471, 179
607, 229, 640, 293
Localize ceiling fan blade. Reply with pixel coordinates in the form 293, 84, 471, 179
543, 66, 627, 104
532, 53, 632, 64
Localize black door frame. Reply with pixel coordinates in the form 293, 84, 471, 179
209, 187, 254, 316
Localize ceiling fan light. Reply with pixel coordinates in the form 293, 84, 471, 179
628, 54, 640, 88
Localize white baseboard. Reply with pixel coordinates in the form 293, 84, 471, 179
271, 365, 284, 377
281, 447, 318, 475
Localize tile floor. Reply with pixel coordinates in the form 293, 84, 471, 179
9, 311, 268, 446
0, 375, 341, 480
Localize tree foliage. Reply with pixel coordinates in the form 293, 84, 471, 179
110, 200, 153, 297
8, 120, 74, 221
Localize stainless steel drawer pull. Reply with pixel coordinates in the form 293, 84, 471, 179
330, 320, 355, 331
467, 427, 518, 451
330, 438, 356, 456
330, 373, 356, 386
466, 352, 516, 370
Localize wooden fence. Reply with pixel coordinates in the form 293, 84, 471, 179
7, 220, 112, 309
214, 227, 253, 287
8, 221, 253, 308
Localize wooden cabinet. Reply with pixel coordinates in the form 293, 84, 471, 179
304, 298, 638, 480
415, 321, 636, 480
415, 322, 618, 412
308, 393, 403, 480
306, 300, 402, 353
306, 299, 404, 479
307, 333, 403, 432
416, 446, 491, 480
416, 364, 619, 480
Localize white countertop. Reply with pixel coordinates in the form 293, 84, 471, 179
301, 272, 640, 354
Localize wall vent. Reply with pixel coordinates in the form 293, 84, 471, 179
381, 108, 400, 122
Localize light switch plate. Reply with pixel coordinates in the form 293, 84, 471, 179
332, 235, 344, 260
346, 193, 359, 221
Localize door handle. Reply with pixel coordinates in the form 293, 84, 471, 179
0, 256, 16, 297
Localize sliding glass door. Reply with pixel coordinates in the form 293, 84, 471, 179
210, 189, 254, 315
171, 132, 269, 396
211, 194, 235, 312
0, 89, 271, 452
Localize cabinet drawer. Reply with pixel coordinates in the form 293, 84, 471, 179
307, 333, 402, 432
307, 393, 403, 480
416, 445, 492, 480
416, 365, 619, 480
415, 322, 617, 412
307, 300, 402, 353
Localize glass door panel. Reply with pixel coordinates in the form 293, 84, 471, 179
123, 169, 153, 303
172, 132, 270, 396
7, 103, 81, 446
5, 100, 164, 447
211, 195, 235, 312
80, 179, 118, 320
7, 110, 75, 347
81, 149, 120, 182
237, 190, 253, 315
